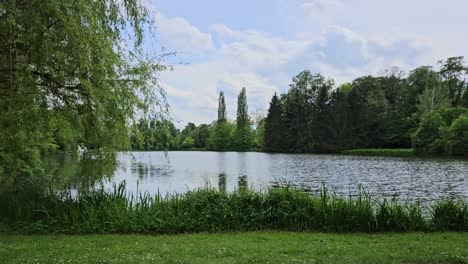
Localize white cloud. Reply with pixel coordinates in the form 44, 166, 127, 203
148, 0, 467, 126
154, 12, 213, 54
301, 0, 343, 14
159, 22, 436, 126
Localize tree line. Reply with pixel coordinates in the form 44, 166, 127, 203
131, 56, 468, 156
131, 88, 261, 151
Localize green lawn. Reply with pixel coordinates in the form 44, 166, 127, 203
0, 232, 467, 264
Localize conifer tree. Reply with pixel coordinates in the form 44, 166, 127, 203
264, 93, 284, 152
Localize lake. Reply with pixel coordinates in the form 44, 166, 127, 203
43, 151, 468, 204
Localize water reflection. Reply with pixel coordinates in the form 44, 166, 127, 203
238, 175, 248, 192
42, 152, 118, 191
218, 173, 226, 192
39, 151, 468, 204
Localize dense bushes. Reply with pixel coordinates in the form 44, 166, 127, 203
1, 183, 466, 234
412, 108, 468, 155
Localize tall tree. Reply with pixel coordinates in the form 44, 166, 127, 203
283, 71, 315, 152
347, 76, 388, 148
217, 91, 227, 123
233, 87, 253, 150
0, 0, 165, 183
264, 93, 284, 152
439, 57, 468, 107
236, 87, 249, 128
310, 76, 334, 152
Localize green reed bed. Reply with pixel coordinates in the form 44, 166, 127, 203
342, 148, 415, 157
0, 183, 466, 234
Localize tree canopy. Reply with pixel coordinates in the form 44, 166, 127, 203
0, 0, 166, 182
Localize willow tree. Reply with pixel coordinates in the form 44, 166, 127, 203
0, 1, 166, 182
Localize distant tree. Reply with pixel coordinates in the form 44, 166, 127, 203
192, 124, 211, 148
417, 84, 450, 114
328, 85, 354, 150
380, 67, 405, 109
236, 87, 250, 128
264, 93, 284, 152
439, 57, 468, 107
441, 113, 468, 155
412, 111, 444, 154
233, 87, 254, 151
310, 75, 334, 152
130, 119, 179, 150
181, 136, 195, 149
283, 71, 315, 152
412, 108, 468, 155
207, 121, 234, 151
347, 76, 388, 148
254, 119, 265, 150
218, 91, 227, 123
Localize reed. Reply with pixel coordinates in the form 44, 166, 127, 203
0, 182, 466, 234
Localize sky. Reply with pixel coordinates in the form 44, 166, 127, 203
143, 0, 468, 127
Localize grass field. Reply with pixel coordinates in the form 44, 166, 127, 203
0, 232, 467, 263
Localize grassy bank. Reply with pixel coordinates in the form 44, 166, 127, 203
0, 232, 467, 263
1, 184, 466, 234
342, 148, 415, 157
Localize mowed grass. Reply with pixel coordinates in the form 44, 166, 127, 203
0, 232, 467, 264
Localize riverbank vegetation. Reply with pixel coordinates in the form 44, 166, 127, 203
1, 183, 466, 234
130, 58, 468, 157
1, 232, 467, 264
342, 149, 415, 157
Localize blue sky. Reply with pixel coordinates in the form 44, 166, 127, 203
143, 0, 468, 127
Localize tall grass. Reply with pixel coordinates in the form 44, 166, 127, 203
342, 149, 415, 157
0, 182, 466, 234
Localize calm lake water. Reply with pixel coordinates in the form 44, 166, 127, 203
43, 151, 468, 203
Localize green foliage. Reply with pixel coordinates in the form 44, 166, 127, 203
236, 87, 250, 128
218, 92, 227, 123
412, 111, 445, 154
262, 59, 467, 155
264, 93, 284, 152
0, 0, 165, 179
232, 87, 254, 151
130, 119, 179, 150
438, 56, 468, 107
254, 120, 265, 150
207, 122, 234, 151
440, 113, 468, 155
233, 127, 254, 151
182, 136, 195, 149
282, 72, 335, 152
412, 108, 468, 155
1, 183, 467, 234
